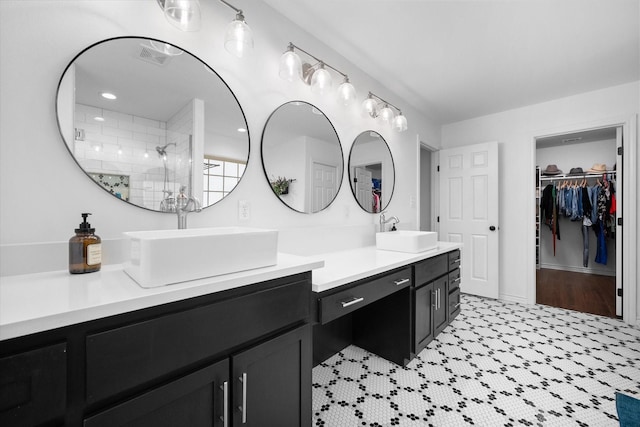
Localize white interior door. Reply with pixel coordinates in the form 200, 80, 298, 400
615, 126, 623, 316
439, 141, 499, 299
311, 162, 337, 212
354, 166, 373, 211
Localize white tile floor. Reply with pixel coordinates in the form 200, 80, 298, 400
312, 294, 640, 426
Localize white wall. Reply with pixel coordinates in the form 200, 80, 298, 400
0, 1, 439, 270
441, 82, 639, 321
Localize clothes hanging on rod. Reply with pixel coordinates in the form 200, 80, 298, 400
539, 172, 616, 265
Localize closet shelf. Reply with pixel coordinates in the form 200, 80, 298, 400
539, 171, 616, 182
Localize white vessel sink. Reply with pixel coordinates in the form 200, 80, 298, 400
376, 230, 438, 253
123, 227, 278, 288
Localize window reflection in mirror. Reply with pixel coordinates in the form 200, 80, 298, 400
349, 131, 395, 213
261, 101, 343, 213
56, 37, 249, 212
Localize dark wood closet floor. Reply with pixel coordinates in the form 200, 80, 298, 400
536, 268, 617, 318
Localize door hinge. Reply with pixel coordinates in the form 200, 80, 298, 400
437, 216, 440, 223
618, 218, 622, 226
618, 146, 623, 156
353, 178, 358, 183
437, 165, 440, 172
617, 288, 623, 297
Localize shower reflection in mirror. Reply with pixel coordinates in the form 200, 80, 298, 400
56, 37, 249, 212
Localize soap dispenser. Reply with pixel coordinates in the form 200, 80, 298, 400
69, 213, 102, 274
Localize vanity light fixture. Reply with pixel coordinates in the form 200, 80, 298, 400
362, 92, 408, 132
159, 0, 201, 32
156, 0, 252, 58
279, 42, 356, 106
219, 0, 253, 58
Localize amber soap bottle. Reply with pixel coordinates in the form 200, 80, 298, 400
69, 213, 102, 274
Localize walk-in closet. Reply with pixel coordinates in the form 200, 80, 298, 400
535, 127, 622, 318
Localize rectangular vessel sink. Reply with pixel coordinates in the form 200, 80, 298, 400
123, 227, 278, 288
376, 230, 438, 253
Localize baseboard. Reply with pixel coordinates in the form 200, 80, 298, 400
539, 263, 615, 277
499, 293, 529, 305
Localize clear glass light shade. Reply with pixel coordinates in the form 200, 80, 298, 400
224, 16, 254, 58
148, 41, 183, 56
379, 105, 395, 124
279, 50, 302, 82
362, 97, 378, 117
310, 65, 332, 95
163, 0, 201, 32
392, 113, 408, 132
337, 79, 357, 106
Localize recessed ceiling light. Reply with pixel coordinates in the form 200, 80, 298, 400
101, 92, 117, 100
94, 116, 105, 122
237, 127, 247, 133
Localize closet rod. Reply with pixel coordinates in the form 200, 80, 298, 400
539, 171, 616, 182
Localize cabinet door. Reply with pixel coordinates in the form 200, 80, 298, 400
84, 359, 229, 427
0, 342, 67, 427
434, 276, 449, 336
414, 282, 434, 354
231, 324, 311, 427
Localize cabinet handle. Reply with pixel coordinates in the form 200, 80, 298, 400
452, 278, 461, 283
454, 303, 461, 309
394, 278, 410, 286
238, 373, 247, 424
432, 291, 436, 308
341, 297, 364, 308
452, 259, 461, 264
219, 381, 228, 427
437, 289, 440, 310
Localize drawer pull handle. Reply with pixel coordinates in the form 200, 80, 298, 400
454, 303, 461, 309
452, 278, 461, 283
239, 373, 247, 424
341, 297, 364, 308
394, 278, 410, 286
220, 381, 229, 427
452, 259, 461, 264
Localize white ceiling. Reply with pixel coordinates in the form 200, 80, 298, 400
262, 0, 640, 124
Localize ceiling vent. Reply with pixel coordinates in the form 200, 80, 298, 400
561, 137, 582, 143
137, 45, 172, 66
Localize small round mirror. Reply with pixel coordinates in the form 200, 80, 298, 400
56, 37, 250, 212
348, 131, 395, 213
261, 101, 343, 213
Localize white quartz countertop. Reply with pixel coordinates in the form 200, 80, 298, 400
1, 242, 461, 341
0, 253, 324, 341
311, 242, 462, 293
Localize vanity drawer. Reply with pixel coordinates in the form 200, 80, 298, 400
448, 250, 461, 271
0, 342, 67, 426
86, 278, 310, 405
449, 268, 461, 292
415, 254, 448, 285
449, 287, 461, 320
319, 267, 412, 324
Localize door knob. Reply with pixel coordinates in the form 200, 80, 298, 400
489, 226, 496, 231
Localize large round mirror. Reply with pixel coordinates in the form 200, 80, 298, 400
56, 37, 250, 211
349, 131, 395, 213
261, 101, 343, 213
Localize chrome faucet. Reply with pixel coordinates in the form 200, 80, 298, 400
176, 186, 202, 229
379, 211, 399, 232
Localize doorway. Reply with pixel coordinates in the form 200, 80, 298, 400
535, 126, 621, 318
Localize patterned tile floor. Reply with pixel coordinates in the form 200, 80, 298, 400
313, 294, 640, 426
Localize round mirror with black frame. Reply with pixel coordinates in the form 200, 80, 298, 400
348, 130, 395, 213
261, 101, 343, 213
56, 36, 250, 212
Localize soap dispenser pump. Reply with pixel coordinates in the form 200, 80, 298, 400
69, 213, 102, 274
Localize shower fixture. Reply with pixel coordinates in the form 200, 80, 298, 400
156, 142, 177, 158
